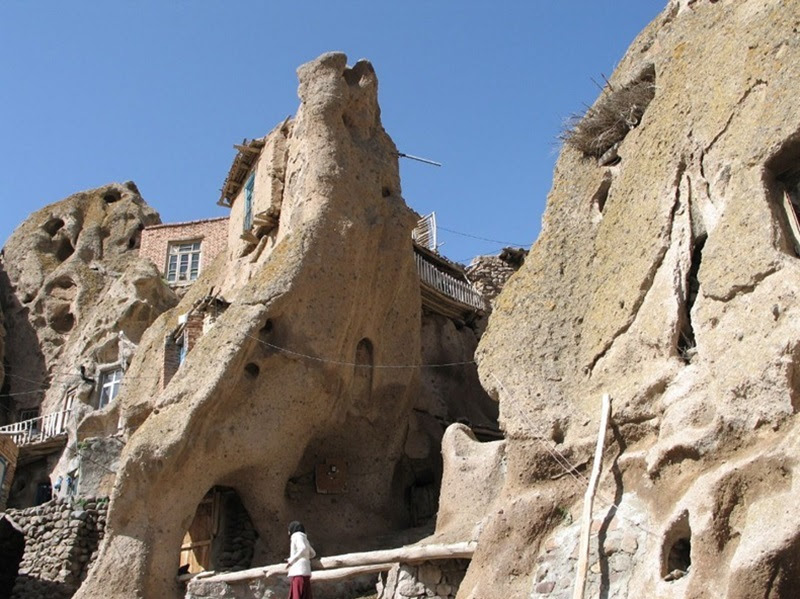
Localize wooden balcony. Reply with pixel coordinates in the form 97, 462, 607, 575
0, 410, 71, 464
414, 248, 486, 319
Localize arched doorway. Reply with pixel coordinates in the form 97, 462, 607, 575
179, 486, 258, 574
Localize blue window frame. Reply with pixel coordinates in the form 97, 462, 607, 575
244, 173, 255, 231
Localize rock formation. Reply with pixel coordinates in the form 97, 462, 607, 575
74, 52, 424, 599
0, 183, 177, 506
469, 1, 800, 597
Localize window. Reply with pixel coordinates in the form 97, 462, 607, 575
178, 330, 188, 366
243, 173, 255, 231
98, 368, 123, 408
63, 389, 76, 412
167, 240, 202, 283
19, 408, 40, 436
19, 408, 39, 422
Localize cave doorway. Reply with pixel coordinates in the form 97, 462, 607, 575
179, 486, 258, 575
0, 515, 25, 596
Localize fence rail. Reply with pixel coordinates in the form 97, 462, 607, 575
0, 410, 71, 446
414, 252, 485, 311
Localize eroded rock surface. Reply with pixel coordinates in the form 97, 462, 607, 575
74, 53, 423, 599
471, 1, 800, 597
0, 182, 176, 414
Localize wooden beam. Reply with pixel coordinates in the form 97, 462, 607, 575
233, 144, 262, 154
318, 541, 476, 569
572, 394, 611, 599
240, 231, 260, 245
190, 541, 477, 585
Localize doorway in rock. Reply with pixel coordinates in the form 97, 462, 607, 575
179, 486, 258, 574
0, 515, 24, 597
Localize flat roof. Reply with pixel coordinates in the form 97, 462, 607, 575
144, 216, 229, 231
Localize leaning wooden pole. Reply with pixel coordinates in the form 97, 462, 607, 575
572, 393, 611, 599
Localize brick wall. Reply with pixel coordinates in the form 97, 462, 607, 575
0, 435, 18, 510
139, 217, 228, 284
162, 311, 206, 389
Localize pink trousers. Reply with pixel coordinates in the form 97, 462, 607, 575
288, 575, 312, 599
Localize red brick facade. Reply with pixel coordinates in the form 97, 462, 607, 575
0, 435, 18, 510
140, 217, 228, 285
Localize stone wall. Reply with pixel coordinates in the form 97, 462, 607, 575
5, 496, 108, 599
377, 559, 469, 599
465, 248, 526, 305
139, 217, 228, 285
186, 572, 376, 599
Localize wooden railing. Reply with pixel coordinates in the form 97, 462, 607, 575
0, 410, 71, 447
414, 252, 485, 311
184, 541, 476, 585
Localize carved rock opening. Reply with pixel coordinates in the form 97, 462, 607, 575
678, 233, 706, 363
180, 487, 258, 574
662, 511, 692, 581
103, 190, 121, 204
244, 362, 260, 379
42, 217, 64, 237
766, 139, 800, 257
54, 237, 75, 262
128, 224, 144, 250
0, 516, 25, 597
48, 303, 75, 334
592, 174, 613, 218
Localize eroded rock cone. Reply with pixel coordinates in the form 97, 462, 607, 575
74, 53, 421, 599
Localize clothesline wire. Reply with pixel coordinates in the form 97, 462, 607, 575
0, 322, 479, 407
3, 317, 657, 541
219, 318, 478, 370
437, 225, 531, 248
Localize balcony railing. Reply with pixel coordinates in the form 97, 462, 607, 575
0, 410, 71, 447
414, 252, 485, 311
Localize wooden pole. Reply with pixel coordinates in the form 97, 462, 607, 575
572, 393, 611, 599
189, 541, 477, 585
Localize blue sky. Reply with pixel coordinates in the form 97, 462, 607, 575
0, 1, 665, 263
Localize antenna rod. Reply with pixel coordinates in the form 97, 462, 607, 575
397, 152, 442, 167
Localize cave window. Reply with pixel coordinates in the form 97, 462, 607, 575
98, 368, 123, 408
63, 389, 76, 412
781, 172, 800, 256
34, 481, 52, 505
19, 408, 39, 422
662, 511, 692, 581
243, 172, 255, 231
167, 240, 202, 283
177, 330, 188, 366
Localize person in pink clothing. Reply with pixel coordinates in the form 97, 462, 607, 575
287, 521, 316, 599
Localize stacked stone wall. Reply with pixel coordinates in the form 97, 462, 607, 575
465, 248, 526, 305
377, 559, 469, 599
5, 497, 108, 599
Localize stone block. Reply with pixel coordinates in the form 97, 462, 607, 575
535, 580, 556, 594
